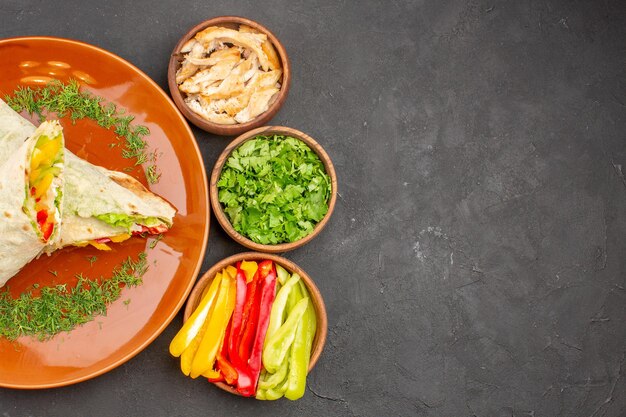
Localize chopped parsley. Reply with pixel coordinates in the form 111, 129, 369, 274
217, 135, 331, 245
4, 79, 160, 184
0, 253, 148, 340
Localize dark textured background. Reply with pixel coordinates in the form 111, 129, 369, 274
1, 0, 625, 416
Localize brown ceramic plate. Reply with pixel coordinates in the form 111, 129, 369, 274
183, 252, 327, 397
0, 37, 209, 389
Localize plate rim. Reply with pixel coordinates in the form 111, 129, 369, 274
0, 36, 209, 389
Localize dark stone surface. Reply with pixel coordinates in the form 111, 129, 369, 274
1, 0, 625, 416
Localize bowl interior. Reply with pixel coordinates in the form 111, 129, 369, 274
183, 252, 328, 396
167, 16, 291, 136
209, 126, 338, 253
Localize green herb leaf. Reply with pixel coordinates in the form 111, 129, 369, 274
4, 79, 160, 184
0, 253, 148, 340
149, 233, 163, 249
217, 135, 331, 245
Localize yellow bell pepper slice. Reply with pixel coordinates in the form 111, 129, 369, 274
202, 368, 221, 379
179, 339, 196, 376
200, 275, 237, 380
110, 233, 131, 243
201, 329, 227, 379
240, 260, 258, 283
225, 265, 237, 280
30, 148, 45, 171
226, 270, 236, 315
37, 136, 62, 163
170, 272, 222, 357
29, 168, 41, 183
33, 173, 54, 199
180, 273, 223, 375
88, 241, 112, 251
189, 272, 235, 378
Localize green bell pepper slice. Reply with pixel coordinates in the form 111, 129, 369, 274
258, 346, 290, 391
284, 287, 317, 400
262, 297, 308, 373
275, 264, 290, 285
264, 273, 300, 349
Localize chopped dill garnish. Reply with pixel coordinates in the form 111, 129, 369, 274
48, 270, 58, 277
4, 79, 160, 184
86, 256, 98, 266
145, 164, 161, 184
149, 233, 163, 249
0, 253, 148, 340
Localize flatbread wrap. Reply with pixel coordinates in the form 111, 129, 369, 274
0, 121, 65, 286
0, 98, 176, 253
47, 152, 176, 251
0, 98, 37, 162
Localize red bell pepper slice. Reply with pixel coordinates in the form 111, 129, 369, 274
236, 287, 261, 396
216, 317, 239, 386
217, 355, 238, 386
40, 220, 54, 241
246, 262, 277, 395
228, 263, 248, 366
238, 286, 261, 367
36, 209, 48, 225
257, 260, 274, 283
238, 261, 274, 362
238, 271, 259, 341
228, 263, 255, 393
234, 261, 266, 396
35, 210, 54, 241
236, 260, 276, 396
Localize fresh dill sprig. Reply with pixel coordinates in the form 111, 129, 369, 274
145, 164, 161, 184
86, 256, 98, 266
149, 233, 164, 249
0, 253, 148, 341
4, 79, 161, 184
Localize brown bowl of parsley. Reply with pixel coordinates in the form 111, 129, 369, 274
209, 126, 337, 252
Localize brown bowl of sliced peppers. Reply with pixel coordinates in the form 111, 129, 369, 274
169, 252, 327, 400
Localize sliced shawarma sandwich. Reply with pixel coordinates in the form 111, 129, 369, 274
47, 152, 175, 252
0, 121, 64, 286
0, 98, 176, 286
